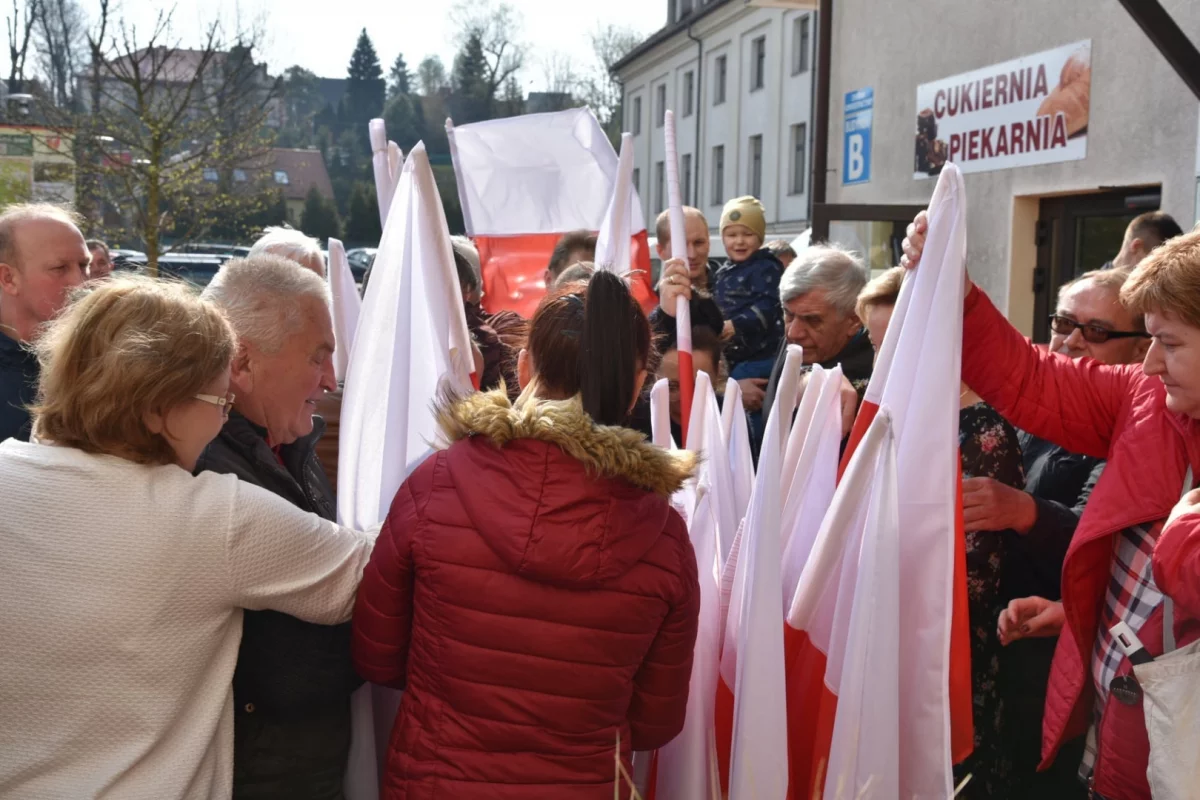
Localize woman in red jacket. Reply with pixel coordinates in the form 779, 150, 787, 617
351, 270, 701, 800
902, 218, 1200, 799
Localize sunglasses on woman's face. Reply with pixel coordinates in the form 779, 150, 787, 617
1048, 315, 1150, 345
194, 391, 236, 418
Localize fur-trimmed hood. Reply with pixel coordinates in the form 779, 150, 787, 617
434, 390, 697, 588
435, 390, 696, 497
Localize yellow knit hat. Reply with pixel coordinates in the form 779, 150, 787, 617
720, 196, 767, 242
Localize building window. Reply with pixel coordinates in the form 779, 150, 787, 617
790, 123, 807, 195
751, 36, 766, 91
681, 153, 693, 205
679, 0, 693, 17
656, 84, 667, 128
632, 167, 640, 196
232, 168, 247, 183
633, 96, 642, 135
683, 71, 695, 117
711, 145, 725, 206
655, 161, 665, 212
793, 16, 811, 75
274, 170, 289, 185
202, 168, 219, 182
749, 135, 763, 198
714, 55, 727, 106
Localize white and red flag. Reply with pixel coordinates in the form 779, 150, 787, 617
339, 142, 476, 800
785, 163, 972, 799
447, 108, 656, 318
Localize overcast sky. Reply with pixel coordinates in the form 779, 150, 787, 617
33, 0, 665, 89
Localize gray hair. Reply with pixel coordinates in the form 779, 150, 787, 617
202, 255, 332, 353
249, 226, 326, 278
450, 235, 481, 292
779, 243, 869, 316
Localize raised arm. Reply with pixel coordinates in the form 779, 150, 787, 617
962, 287, 1136, 459
221, 477, 376, 624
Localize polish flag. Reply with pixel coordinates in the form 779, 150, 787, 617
720, 380, 755, 564
714, 346, 804, 797
339, 142, 476, 800
788, 163, 971, 798
447, 108, 656, 319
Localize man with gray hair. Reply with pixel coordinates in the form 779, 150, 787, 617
249, 225, 327, 277
762, 243, 874, 424
195, 255, 353, 799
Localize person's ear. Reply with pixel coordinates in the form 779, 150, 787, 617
628, 369, 648, 413
543, 269, 555, 288
0, 262, 20, 297
1129, 238, 1148, 263
144, 409, 165, 435
517, 348, 532, 390
229, 343, 255, 395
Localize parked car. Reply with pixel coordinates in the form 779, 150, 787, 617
164, 243, 251, 260
156, 254, 226, 288
346, 248, 377, 281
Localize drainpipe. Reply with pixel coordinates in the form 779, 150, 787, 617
811, 0, 832, 240
687, 22, 704, 209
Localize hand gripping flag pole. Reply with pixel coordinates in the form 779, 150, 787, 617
664, 110, 695, 446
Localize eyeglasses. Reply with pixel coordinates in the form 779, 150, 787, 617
194, 391, 235, 418
1048, 315, 1150, 345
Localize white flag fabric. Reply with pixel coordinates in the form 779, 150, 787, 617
724, 346, 802, 800
446, 108, 645, 237
720, 380, 755, 564
656, 375, 724, 800
650, 377, 676, 451
594, 132, 635, 274
327, 237, 361, 384
779, 365, 843, 610
823, 410, 901, 799
369, 119, 400, 227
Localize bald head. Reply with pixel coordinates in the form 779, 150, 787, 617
0, 205, 89, 341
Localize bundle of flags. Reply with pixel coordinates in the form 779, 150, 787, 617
335, 106, 974, 798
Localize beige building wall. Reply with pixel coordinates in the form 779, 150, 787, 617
823, 0, 1200, 334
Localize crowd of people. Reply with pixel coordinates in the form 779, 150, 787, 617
0, 190, 1197, 800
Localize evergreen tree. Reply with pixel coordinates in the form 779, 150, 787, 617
345, 29, 386, 126
388, 53, 411, 98
449, 32, 492, 124
343, 182, 382, 245
300, 186, 342, 241
382, 93, 424, 150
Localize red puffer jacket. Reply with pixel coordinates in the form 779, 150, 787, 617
352, 391, 701, 800
963, 287, 1200, 799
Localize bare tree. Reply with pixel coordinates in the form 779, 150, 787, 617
539, 51, 580, 96
578, 24, 642, 142
33, 0, 85, 107
6, 0, 37, 89
416, 55, 447, 96
449, 0, 525, 101
51, 6, 283, 274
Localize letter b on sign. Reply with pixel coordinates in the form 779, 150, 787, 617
842, 87, 872, 186
848, 135, 865, 180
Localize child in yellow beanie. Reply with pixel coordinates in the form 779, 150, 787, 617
713, 196, 786, 388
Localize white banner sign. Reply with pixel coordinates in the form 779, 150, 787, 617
914, 40, 1091, 179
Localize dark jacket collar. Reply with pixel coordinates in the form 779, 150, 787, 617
820, 329, 875, 382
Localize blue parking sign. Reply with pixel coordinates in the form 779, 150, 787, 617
843, 88, 873, 186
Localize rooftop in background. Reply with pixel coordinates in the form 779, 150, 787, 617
611, 0, 736, 73
264, 148, 335, 202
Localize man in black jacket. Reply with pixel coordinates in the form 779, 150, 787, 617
761, 244, 873, 444
197, 254, 356, 799
0, 205, 89, 442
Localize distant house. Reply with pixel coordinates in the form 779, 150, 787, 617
265, 148, 335, 226
315, 78, 347, 114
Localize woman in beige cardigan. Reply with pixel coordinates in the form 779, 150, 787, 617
0, 277, 375, 799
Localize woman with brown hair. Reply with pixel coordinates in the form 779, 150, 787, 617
0, 277, 376, 799
352, 270, 702, 799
